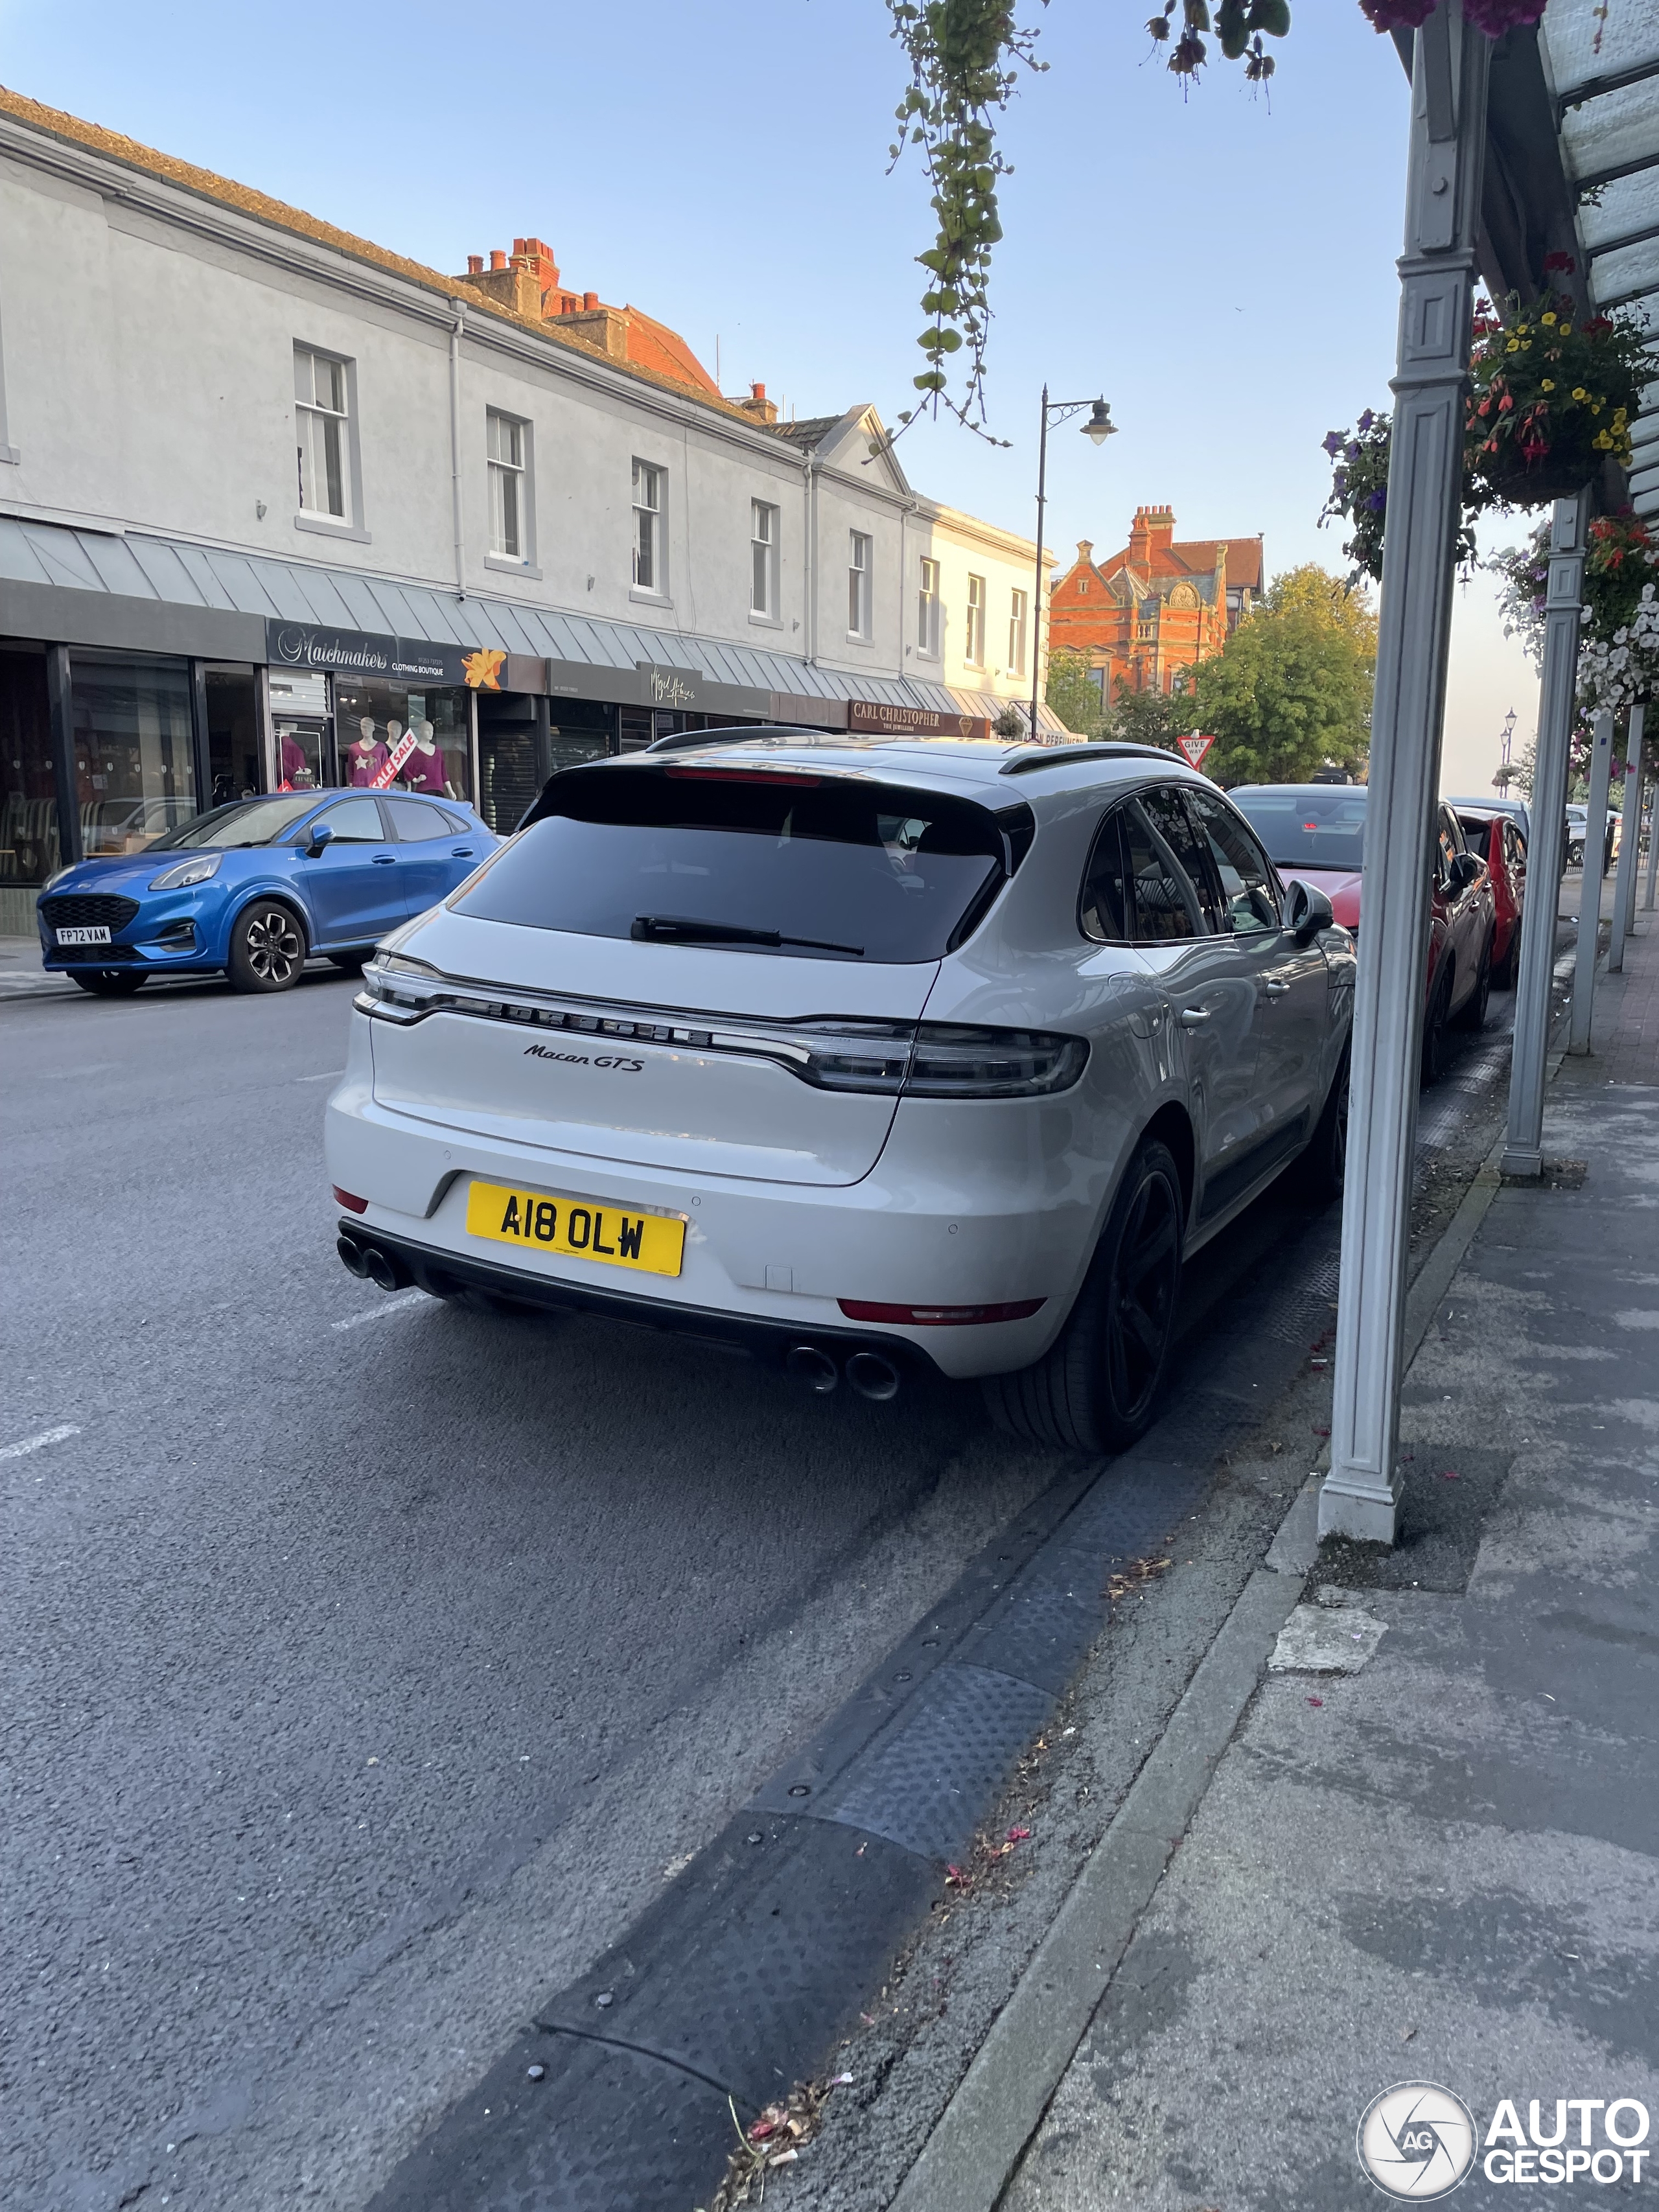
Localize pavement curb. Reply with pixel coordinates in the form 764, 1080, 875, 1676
886, 1568, 1304, 2212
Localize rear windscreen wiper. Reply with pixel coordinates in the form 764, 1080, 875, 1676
631, 914, 864, 957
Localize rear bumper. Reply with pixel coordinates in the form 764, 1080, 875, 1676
336, 1218, 949, 1377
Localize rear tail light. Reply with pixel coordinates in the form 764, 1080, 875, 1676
838, 1298, 1047, 1325
356, 961, 1087, 1098
333, 1186, 369, 1214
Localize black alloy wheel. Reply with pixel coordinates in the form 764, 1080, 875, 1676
1421, 963, 1453, 1086
71, 968, 146, 997
1296, 1047, 1351, 1202
1491, 926, 1518, 991
981, 1137, 1185, 1454
228, 902, 306, 993
1457, 934, 1493, 1031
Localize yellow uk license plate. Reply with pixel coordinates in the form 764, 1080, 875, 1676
464, 1179, 686, 1277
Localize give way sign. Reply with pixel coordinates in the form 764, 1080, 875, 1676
1177, 732, 1216, 771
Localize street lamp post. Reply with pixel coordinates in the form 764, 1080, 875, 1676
1031, 388, 1115, 741
1496, 704, 1516, 787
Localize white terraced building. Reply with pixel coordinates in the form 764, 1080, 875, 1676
0, 88, 1062, 936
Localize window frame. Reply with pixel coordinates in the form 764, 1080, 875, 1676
292, 344, 366, 539
848, 531, 873, 641
485, 408, 537, 573
750, 498, 781, 622
308, 794, 389, 844
1078, 789, 1223, 947
1181, 784, 1284, 938
965, 574, 987, 668
631, 458, 668, 600
1008, 587, 1028, 677
917, 557, 942, 658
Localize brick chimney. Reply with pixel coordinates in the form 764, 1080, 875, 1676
1076, 539, 1095, 565
734, 380, 779, 425
1128, 505, 1176, 575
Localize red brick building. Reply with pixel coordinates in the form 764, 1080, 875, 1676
1047, 506, 1264, 705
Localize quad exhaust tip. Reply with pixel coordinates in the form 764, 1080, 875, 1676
785, 1344, 903, 1401
786, 1344, 839, 1394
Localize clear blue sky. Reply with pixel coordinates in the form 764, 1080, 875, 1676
0, 0, 1531, 787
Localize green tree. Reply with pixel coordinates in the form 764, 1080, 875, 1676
1192, 565, 1377, 784
1102, 677, 1200, 752
1044, 646, 1105, 738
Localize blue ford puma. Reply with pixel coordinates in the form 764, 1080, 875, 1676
38, 789, 498, 997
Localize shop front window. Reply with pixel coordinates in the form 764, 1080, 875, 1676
0, 644, 59, 887
332, 677, 472, 803
72, 655, 196, 856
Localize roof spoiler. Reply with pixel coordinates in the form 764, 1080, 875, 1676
644, 723, 837, 753
998, 741, 1185, 776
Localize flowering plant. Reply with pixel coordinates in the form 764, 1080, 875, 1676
1359, 0, 1548, 30
1466, 268, 1645, 504
1579, 583, 1659, 717
1493, 509, 1659, 664
1318, 410, 1479, 585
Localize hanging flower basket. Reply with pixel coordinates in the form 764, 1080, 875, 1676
1319, 260, 1650, 580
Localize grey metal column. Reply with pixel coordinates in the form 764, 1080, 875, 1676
1568, 709, 1614, 1053
1320, 2, 1489, 1548
1645, 762, 1659, 910
1503, 493, 1587, 1173
1609, 704, 1643, 971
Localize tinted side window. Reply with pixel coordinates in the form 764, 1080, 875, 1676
314, 797, 385, 843
1436, 807, 1461, 887
1080, 807, 1133, 942
1185, 788, 1280, 936
1122, 798, 1207, 943
386, 798, 447, 842
1139, 786, 1220, 933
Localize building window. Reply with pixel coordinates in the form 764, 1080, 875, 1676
917, 557, 941, 657
487, 410, 528, 560
632, 459, 665, 592
1008, 587, 1028, 677
751, 500, 780, 617
294, 347, 349, 518
848, 531, 872, 639
965, 574, 986, 668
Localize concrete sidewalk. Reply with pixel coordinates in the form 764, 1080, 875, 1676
919, 924, 1659, 2207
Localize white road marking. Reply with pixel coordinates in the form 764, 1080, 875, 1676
297, 1069, 345, 1083
332, 1289, 428, 1332
0, 1423, 81, 1461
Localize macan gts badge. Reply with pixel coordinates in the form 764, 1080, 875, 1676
327, 730, 1352, 1450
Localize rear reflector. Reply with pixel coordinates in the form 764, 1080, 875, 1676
333, 1186, 369, 1215
837, 1298, 1045, 1326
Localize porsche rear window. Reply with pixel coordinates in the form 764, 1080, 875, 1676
453, 764, 1031, 962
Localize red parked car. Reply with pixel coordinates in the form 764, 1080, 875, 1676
1453, 805, 1527, 988
1229, 784, 1496, 1083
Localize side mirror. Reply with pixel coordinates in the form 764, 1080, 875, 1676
304, 821, 334, 858
1450, 850, 1481, 891
1282, 877, 1334, 944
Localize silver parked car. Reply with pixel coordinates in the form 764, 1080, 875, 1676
328, 736, 1354, 1452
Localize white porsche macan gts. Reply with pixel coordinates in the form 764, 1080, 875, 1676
326, 730, 1352, 1450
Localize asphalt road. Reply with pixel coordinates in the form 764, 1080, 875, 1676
0, 953, 1544, 2212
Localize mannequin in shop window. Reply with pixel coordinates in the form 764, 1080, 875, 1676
346, 716, 389, 787
400, 719, 455, 797
278, 728, 316, 790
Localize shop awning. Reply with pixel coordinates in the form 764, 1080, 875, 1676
0, 515, 1067, 735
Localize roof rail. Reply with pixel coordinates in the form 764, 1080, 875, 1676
998, 741, 1182, 776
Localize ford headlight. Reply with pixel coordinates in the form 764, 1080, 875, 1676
149, 853, 223, 891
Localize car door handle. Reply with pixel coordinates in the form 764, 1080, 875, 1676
450, 847, 474, 858
1263, 978, 1291, 997
371, 854, 397, 865
1178, 1007, 1211, 1028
